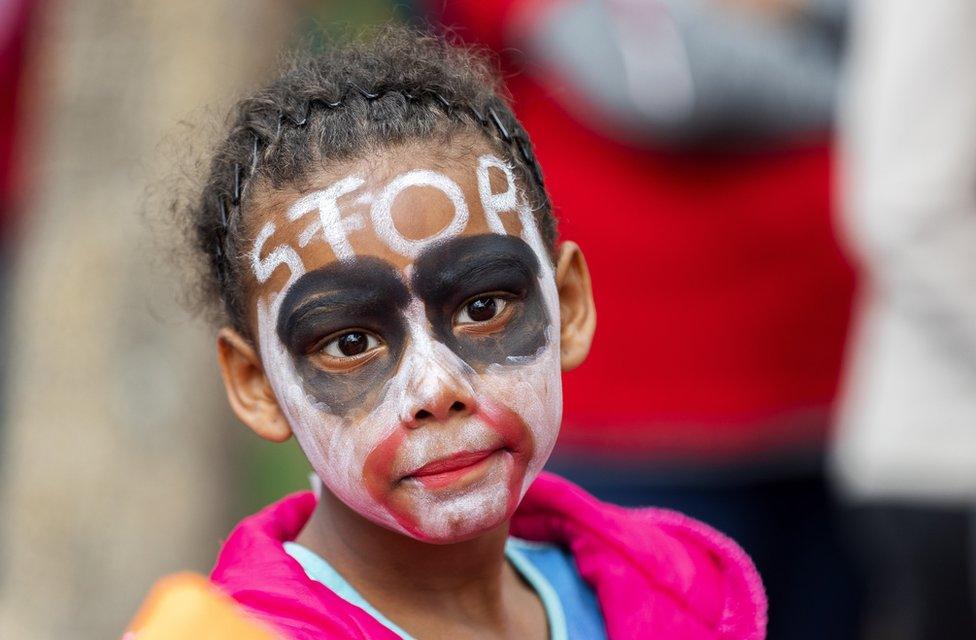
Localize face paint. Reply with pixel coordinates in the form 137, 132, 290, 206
276, 257, 411, 415
251, 153, 562, 543
289, 175, 366, 257
370, 170, 470, 259
411, 234, 549, 370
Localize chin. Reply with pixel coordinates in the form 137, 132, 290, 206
406, 497, 514, 544
388, 457, 522, 543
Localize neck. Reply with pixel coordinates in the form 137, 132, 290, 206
295, 486, 512, 609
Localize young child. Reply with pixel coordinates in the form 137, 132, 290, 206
185, 27, 766, 639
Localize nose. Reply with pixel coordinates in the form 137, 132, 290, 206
399, 299, 477, 427
405, 376, 476, 427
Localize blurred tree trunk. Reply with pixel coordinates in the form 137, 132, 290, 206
0, 2, 295, 638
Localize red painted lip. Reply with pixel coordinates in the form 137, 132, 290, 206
409, 449, 498, 477
405, 449, 501, 489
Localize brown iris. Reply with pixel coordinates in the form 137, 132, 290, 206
336, 331, 369, 356
465, 296, 498, 322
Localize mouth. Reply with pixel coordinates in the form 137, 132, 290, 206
404, 448, 504, 490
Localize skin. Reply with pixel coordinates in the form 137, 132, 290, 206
216, 136, 596, 639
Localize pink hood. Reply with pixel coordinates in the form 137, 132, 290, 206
211, 473, 766, 639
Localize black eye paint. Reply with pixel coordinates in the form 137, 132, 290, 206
411, 234, 550, 370
276, 257, 410, 415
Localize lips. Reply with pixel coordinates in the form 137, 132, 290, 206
405, 448, 500, 489
409, 449, 497, 476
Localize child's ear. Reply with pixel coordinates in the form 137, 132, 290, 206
216, 327, 292, 443
554, 241, 596, 371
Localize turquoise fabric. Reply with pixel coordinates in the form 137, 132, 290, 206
283, 537, 606, 639
506, 538, 608, 640
283, 541, 414, 639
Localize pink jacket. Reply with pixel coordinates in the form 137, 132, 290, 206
211, 473, 767, 639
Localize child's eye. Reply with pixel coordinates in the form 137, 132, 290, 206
456, 296, 508, 325
321, 331, 381, 358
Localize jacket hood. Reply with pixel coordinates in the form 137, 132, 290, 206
211, 472, 766, 639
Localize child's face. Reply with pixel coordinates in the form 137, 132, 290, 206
241, 142, 571, 543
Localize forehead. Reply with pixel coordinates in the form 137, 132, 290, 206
247, 138, 527, 302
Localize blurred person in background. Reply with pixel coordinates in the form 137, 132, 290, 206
0, 2, 296, 638
0, 0, 34, 413
433, 1, 857, 639
834, 0, 976, 638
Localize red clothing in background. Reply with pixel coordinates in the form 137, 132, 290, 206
436, 1, 855, 461
0, 0, 36, 236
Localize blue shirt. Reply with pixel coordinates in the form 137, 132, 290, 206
283, 537, 607, 640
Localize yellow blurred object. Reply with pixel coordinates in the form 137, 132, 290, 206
123, 573, 280, 640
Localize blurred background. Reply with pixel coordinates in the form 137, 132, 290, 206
0, 0, 973, 638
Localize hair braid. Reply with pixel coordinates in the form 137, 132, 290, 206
188, 25, 555, 336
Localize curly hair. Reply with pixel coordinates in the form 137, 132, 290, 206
185, 25, 554, 338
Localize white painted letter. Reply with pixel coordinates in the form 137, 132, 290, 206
370, 170, 469, 259
477, 154, 519, 235
251, 221, 305, 292
288, 176, 365, 260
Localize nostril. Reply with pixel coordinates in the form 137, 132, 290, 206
413, 402, 465, 422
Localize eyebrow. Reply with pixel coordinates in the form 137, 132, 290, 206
276, 257, 410, 352
410, 234, 541, 306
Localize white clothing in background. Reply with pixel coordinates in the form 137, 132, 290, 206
833, 0, 976, 502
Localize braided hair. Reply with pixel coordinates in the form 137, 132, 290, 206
188, 25, 554, 338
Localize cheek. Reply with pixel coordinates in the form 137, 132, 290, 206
479, 400, 536, 464
479, 401, 535, 510
362, 427, 430, 538
362, 424, 405, 503
290, 404, 413, 533
476, 348, 563, 479
311, 406, 405, 499
481, 359, 561, 436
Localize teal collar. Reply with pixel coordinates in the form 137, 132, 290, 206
283, 537, 567, 640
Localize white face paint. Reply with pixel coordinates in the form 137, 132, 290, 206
250, 154, 561, 542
